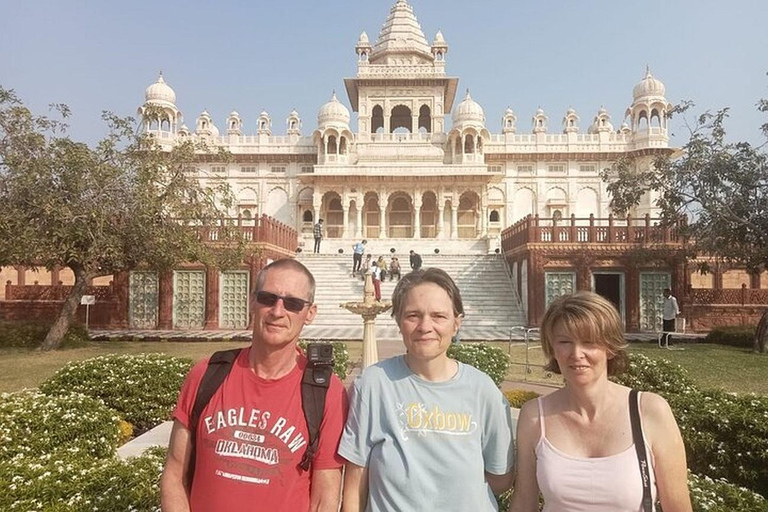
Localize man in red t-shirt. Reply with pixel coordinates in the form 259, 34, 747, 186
160, 259, 348, 512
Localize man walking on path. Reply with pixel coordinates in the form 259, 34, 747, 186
313, 218, 324, 253
161, 259, 348, 512
409, 249, 422, 272
352, 239, 366, 276
662, 287, 680, 346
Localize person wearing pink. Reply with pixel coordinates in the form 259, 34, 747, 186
160, 259, 348, 512
510, 292, 692, 512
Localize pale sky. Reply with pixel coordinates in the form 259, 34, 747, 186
2, 0, 766, 147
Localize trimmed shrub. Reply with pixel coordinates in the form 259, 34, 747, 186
448, 343, 510, 387
298, 341, 350, 381
0, 391, 120, 462
0, 320, 90, 349
504, 389, 540, 409
668, 390, 768, 498
704, 325, 756, 349
0, 447, 166, 512
40, 354, 193, 434
688, 473, 768, 512
611, 352, 697, 395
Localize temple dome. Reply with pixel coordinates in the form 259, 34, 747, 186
452, 90, 485, 125
144, 73, 176, 104
317, 92, 351, 127
633, 67, 666, 100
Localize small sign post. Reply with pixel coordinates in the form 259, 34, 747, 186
81, 295, 96, 329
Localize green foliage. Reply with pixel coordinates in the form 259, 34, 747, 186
612, 352, 697, 395
0, 87, 245, 350
0, 447, 166, 512
704, 325, 757, 349
298, 341, 350, 380
615, 353, 768, 498
688, 473, 768, 512
503, 389, 540, 409
0, 321, 89, 349
0, 391, 120, 462
448, 343, 510, 387
669, 390, 768, 498
39, 354, 193, 433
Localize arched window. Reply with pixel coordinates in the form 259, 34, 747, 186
303, 210, 313, 222
464, 134, 474, 154
489, 210, 500, 222
327, 135, 338, 154
372, 105, 384, 133
339, 136, 347, 155
390, 105, 412, 133
418, 105, 431, 133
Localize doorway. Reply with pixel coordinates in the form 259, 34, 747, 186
593, 272, 625, 323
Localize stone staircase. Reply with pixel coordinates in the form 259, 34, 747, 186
296, 253, 526, 341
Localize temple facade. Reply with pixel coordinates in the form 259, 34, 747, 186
138, 0, 673, 255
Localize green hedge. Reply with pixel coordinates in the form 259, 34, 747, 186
704, 325, 756, 349
614, 353, 768, 498
448, 343, 510, 387
298, 341, 350, 381
40, 354, 193, 434
0, 391, 120, 462
0, 320, 90, 349
0, 447, 165, 512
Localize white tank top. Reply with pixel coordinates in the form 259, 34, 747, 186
535, 396, 657, 512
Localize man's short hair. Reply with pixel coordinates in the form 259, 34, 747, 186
539, 291, 628, 376
663, 288, 671, 294
362, 239, 367, 244
391, 268, 464, 324
254, 258, 316, 303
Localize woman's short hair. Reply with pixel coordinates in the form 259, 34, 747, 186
391, 268, 464, 324
539, 291, 628, 376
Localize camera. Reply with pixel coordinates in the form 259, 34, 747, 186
306, 343, 334, 366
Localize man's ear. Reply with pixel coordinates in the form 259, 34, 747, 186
304, 303, 318, 325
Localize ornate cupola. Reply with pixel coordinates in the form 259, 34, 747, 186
195, 110, 218, 137
286, 109, 302, 135
449, 90, 490, 164
562, 107, 579, 133
532, 107, 548, 133
502, 107, 518, 134
431, 30, 448, 62
226, 110, 242, 135
588, 106, 614, 134
626, 66, 671, 135
138, 72, 182, 134
257, 110, 272, 135
356, 31, 372, 62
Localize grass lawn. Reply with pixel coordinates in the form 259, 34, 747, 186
503, 339, 768, 395
0, 339, 363, 393
0, 338, 764, 395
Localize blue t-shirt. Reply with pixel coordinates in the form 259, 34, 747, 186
339, 356, 514, 511
354, 242, 366, 254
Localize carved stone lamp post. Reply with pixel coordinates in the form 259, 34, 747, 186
341, 271, 392, 368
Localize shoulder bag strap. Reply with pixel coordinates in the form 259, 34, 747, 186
629, 389, 654, 512
299, 363, 332, 471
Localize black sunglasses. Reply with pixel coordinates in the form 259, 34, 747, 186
254, 291, 311, 313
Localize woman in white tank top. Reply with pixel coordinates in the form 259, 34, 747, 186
509, 291, 692, 512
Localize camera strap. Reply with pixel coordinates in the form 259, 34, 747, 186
299, 363, 332, 471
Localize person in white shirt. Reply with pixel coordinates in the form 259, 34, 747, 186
662, 288, 680, 346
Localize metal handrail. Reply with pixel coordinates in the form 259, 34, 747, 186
509, 326, 545, 381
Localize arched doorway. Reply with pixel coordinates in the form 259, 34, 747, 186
388, 194, 413, 238
363, 192, 381, 238
420, 192, 438, 238
322, 192, 343, 238
458, 192, 479, 238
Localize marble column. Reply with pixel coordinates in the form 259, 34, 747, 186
451, 205, 459, 239
356, 207, 363, 239
342, 206, 349, 239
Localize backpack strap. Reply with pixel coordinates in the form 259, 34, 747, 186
629, 389, 654, 512
187, 348, 243, 484
299, 362, 333, 471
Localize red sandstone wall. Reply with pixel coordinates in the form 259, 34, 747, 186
686, 305, 768, 331
0, 301, 125, 328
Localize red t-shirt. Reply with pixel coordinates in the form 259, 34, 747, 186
173, 347, 348, 512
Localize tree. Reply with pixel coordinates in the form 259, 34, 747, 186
0, 87, 245, 350
602, 98, 768, 352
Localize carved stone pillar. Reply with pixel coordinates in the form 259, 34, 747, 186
437, 206, 445, 239
356, 207, 363, 239
342, 206, 349, 239
379, 194, 389, 239
451, 204, 459, 239
413, 195, 422, 239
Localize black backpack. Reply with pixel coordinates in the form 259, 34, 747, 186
187, 345, 333, 483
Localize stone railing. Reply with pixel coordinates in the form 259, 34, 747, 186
200, 214, 298, 253
501, 214, 684, 252
689, 286, 768, 306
